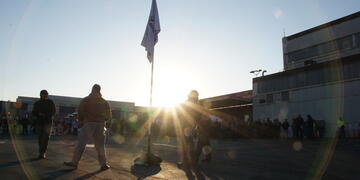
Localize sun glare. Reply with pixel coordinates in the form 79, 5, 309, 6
153, 67, 197, 107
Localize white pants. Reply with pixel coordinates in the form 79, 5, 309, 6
72, 122, 107, 166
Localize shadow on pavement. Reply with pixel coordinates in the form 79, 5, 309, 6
130, 164, 161, 180
43, 169, 75, 180
196, 166, 223, 180
0, 157, 39, 168
182, 167, 196, 180
73, 170, 103, 180
180, 165, 223, 180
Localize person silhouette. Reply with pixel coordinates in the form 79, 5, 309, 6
32, 90, 56, 159
64, 84, 112, 170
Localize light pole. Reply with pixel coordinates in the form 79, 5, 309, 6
262, 70, 267, 76
250, 69, 262, 77
250, 69, 267, 77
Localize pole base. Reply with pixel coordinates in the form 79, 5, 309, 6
134, 152, 162, 166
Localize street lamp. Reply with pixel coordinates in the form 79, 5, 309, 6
250, 69, 262, 77
262, 70, 267, 76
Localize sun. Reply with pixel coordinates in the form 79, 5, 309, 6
152, 67, 197, 107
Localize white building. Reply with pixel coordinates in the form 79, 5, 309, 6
253, 11, 360, 137
283, 12, 360, 70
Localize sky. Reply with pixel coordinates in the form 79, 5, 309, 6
0, 0, 359, 107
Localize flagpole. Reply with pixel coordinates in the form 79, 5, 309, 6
134, 0, 162, 166
148, 55, 154, 154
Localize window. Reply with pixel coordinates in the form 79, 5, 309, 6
287, 34, 356, 63
259, 99, 266, 104
281, 91, 290, 101
355, 33, 360, 47
337, 36, 353, 50
343, 60, 360, 80
288, 48, 310, 62
262, 80, 273, 93
295, 72, 306, 87
288, 45, 322, 62
256, 57, 360, 95
288, 74, 297, 89
266, 94, 273, 103
318, 41, 337, 54
306, 68, 323, 86
322, 66, 333, 83
277, 76, 288, 90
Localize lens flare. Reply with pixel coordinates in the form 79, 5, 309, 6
113, 134, 125, 144
163, 135, 170, 143
293, 141, 303, 151
202, 145, 212, 155
129, 114, 138, 123
86, 144, 95, 148
227, 151, 237, 160
184, 127, 192, 137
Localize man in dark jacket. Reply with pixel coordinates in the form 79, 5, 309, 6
178, 90, 212, 168
21, 113, 30, 135
282, 119, 290, 138
298, 115, 305, 139
194, 102, 212, 164
1, 113, 8, 135
306, 115, 315, 139
32, 90, 56, 159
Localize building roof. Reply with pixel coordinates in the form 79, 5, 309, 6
285, 11, 360, 41
253, 54, 360, 82
200, 90, 252, 109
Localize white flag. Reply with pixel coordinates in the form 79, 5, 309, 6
141, 0, 161, 63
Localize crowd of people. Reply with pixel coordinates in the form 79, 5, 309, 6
52, 116, 79, 136
209, 115, 327, 139
209, 115, 360, 139
0, 113, 81, 136
0, 112, 36, 135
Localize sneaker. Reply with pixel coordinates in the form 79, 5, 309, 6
38, 154, 46, 159
64, 162, 78, 169
100, 164, 110, 171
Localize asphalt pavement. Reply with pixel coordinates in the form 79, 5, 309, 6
0, 134, 359, 180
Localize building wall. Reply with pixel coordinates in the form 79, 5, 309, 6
285, 17, 360, 52
253, 79, 360, 136
0, 101, 13, 115
283, 14, 360, 70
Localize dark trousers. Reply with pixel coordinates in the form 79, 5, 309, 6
22, 124, 28, 135
308, 126, 314, 139
2, 123, 9, 135
292, 127, 298, 138
37, 123, 52, 154
195, 135, 211, 163
319, 127, 325, 138
338, 126, 345, 138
